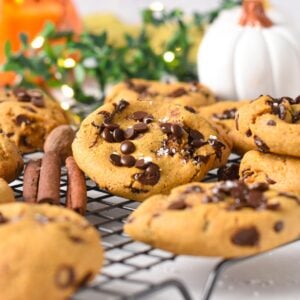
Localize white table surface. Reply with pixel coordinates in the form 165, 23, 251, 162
72, 1, 300, 299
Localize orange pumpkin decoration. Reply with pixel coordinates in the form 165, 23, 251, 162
0, 0, 82, 86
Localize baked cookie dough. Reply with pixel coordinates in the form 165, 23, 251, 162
105, 78, 216, 108
0, 88, 69, 153
200, 100, 253, 154
72, 99, 232, 201
236, 95, 300, 157
0, 134, 23, 182
240, 150, 300, 195
125, 181, 300, 257
0, 178, 15, 203
0, 203, 103, 300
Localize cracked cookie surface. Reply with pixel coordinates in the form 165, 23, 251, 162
125, 181, 300, 257
72, 99, 231, 201
0, 88, 69, 153
240, 150, 300, 195
105, 78, 216, 108
0, 203, 103, 300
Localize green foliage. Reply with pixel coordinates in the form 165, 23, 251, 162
3, 0, 241, 105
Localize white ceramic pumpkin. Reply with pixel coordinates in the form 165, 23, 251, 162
198, 0, 300, 100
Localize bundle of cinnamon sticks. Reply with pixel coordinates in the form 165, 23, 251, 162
23, 125, 87, 215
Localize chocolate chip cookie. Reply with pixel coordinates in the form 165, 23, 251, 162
0, 88, 69, 153
105, 79, 216, 108
236, 95, 300, 157
0, 134, 23, 182
240, 150, 300, 195
200, 100, 253, 154
72, 99, 232, 201
0, 203, 103, 300
125, 180, 300, 257
0, 178, 15, 203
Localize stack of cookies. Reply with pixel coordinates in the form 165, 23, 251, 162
72, 79, 300, 259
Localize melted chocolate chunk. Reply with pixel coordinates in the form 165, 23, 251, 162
13, 87, 31, 102
76, 272, 93, 288
278, 192, 300, 204
245, 129, 252, 137
120, 141, 136, 154
134, 162, 160, 185
55, 265, 75, 289
126, 80, 148, 94
15, 114, 32, 126
131, 111, 149, 121
267, 120, 276, 126
231, 227, 260, 246
213, 108, 237, 120
168, 88, 187, 98
266, 98, 288, 120
28, 89, 45, 107
0, 213, 8, 224
135, 159, 151, 169
193, 155, 210, 165
133, 123, 148, 133
168, 199, 189, 210
184, 106, 196, 113
183, 185, 203, 194
208, 136, 225, 160
217, 163, 240, 181
115, 99, 129, 112
292, 111, 300, 123
265, 175, 276, 184
273, 221, 284, 233
171, 124, 183, 138
98, 110, 111, 119
254, 135, 270, 153
160, 123, 172, 134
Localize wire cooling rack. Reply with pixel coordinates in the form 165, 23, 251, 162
11, 152, 283, 300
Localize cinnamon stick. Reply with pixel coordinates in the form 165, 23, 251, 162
65, 156, 87, 215
37, 151, 61, 204
23, 159, 41, 203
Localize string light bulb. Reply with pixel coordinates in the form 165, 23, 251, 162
61, 84, 74, 98
163, 51, 175, 63
58, 58, 76, 69
149, 1, 164, 12
31, 36, 45, 49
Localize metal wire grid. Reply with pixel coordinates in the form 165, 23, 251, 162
9, 152, 252, 300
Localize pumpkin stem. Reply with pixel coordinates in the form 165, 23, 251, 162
239, 0, 273, 27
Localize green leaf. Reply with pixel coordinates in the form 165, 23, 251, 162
19, 33, 28, 47
74, 64, 86, 84
4, 41, 11, 58
40, 22, 56, 38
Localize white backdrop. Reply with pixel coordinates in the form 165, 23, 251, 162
74, 0, 300, 29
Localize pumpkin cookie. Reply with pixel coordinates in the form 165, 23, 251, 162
105, 79, 216, 108
0, 203, 103, 300
0, 88, 69, 153
200, 100, 252, 154
125, 181, 300, 257
72, 99, 231, 201
236, 95, 300, 157
240, 150, 300, 195
0, 134, 23, 182
0, 178, 15, 203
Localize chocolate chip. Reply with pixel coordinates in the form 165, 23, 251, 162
231, 227, 260, 246
168, 199, 189, 210
131, 111, 149, 121
292, 95, 300, 104
110, 154, 122, 166
160, 123, 172, 134
120, 141, 135, 154
124, 127, 137, 139
217, 164, 240, 181
101, 128, 114, 143
113, 128, 125, 142
189, 129, 205, 148
171, 124, 183, 138
126, 80, 148, 93
250, 182, 269, 192
103, 119, 119, 130
21, 106, 37, 113
273, 221, 284, 232
143, 114, 154, 124
193, 155, 210, 165
98, 110, 111, 119
265, 175, 276, 184
15, 114, 32, 126
115, 99, 129, 112
213, 108, 237, 120
0, 213, 7, 224
168, 88, 187, 97
28, 89, 45, 107
133, 123, 148, 133
208, 137, 226, 160
55, 265, 75, 289
13, 87, 31, 102
135, 159, 151, 169
76, 272, 93, 288
254, 135, 270, 153
183, 185, 203, 194
267, 120, 276, 126
266, 98, 287, 120
292, 111, 300, 123
184, 106, 196, 113
134, 162, 160, 185
245, 129, 252, 137
19, 135, 31, 147
121, 155, 136, 167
